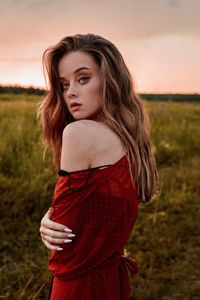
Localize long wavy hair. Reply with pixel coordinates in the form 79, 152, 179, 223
37, 33, 159, 203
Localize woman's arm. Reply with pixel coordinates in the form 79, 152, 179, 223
39, 120, 93, 250
40, 207, 76, 251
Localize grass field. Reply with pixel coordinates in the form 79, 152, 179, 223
0, 93, 199, 299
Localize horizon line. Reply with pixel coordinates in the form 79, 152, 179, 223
0, 83, 199, 95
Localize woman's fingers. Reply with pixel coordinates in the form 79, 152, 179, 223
41, 233, 73, 245
40, 227, 73, 239
39, 207, 76, 250
41, 238, 64, 251
40, 218, 71, 233
41, 207, 73, 233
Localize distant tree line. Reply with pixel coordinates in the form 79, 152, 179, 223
141, 93, 200, 103
0, 85, 46, 96
0, 84, 200, 102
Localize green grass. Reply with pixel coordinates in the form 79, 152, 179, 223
0, 94, 199, 299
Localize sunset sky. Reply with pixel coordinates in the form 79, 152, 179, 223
1, 0, 200, 93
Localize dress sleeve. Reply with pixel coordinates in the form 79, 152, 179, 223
48, 167, 138, 281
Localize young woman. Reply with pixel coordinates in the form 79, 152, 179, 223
38, 33, 159, 300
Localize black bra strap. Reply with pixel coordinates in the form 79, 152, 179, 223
58, 163, 113, 192
58, 163, 113, 176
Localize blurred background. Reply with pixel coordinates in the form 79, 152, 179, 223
0, 0, 199, 299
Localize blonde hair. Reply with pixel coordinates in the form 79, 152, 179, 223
37, 33, 159, 203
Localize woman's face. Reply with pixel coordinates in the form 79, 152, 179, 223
58, 50, 104, 122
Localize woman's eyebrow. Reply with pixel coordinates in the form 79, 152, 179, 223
59, 67, 91, 80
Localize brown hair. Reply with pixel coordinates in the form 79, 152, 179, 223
37, 33, 159, 203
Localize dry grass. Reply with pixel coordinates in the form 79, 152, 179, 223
0, 94, 199, 299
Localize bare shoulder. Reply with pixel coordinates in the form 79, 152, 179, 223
61, 119, 125, 171
63, 119, 104, 139
63, 119, 92, 137
61, 120, 94, 171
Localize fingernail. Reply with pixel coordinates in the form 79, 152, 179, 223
64, 239, 72, 243
57, 247, 63, 251
67, 233, 76, 237
64, 228, 72, 232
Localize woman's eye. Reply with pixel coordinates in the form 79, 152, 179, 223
61, 83, 69, 90
79, 77, 90, 84
61, 77, 90, 91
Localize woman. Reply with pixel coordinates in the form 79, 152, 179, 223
38, 33, 159, 300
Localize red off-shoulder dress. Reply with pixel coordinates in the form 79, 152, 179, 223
48, 154, 139, 300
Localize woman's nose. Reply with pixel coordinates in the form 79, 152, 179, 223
67, 84, 78, 98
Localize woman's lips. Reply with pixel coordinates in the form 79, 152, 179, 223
71, 105, 82, 111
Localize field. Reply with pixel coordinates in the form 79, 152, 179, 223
0, 93, 199, 299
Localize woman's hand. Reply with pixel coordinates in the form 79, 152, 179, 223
40, 207, 76, 251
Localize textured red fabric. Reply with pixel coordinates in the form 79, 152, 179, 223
48, 154, 139, 300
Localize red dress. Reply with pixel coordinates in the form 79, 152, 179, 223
48, 154, 139, 300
